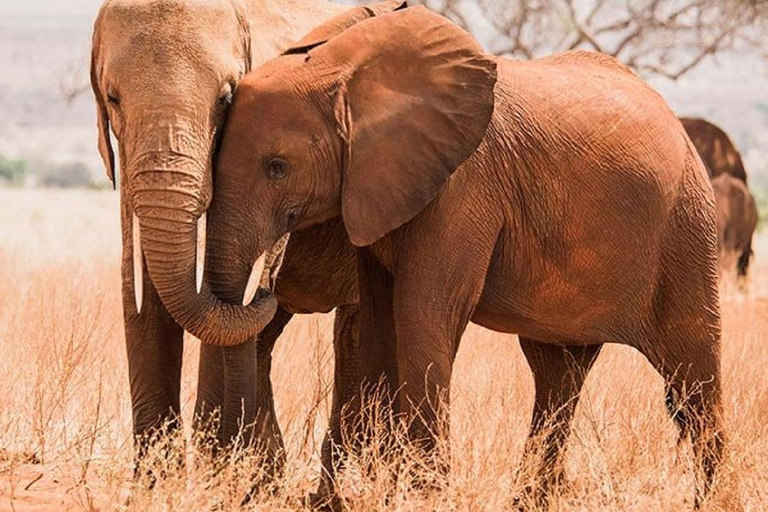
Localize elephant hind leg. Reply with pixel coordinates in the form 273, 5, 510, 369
644, 341, 725, 509
311, 304, 362, 511
517, 339, 603, 505
664, 386, 690, 444
646, 189, 727, 508
638, 295, 725, 510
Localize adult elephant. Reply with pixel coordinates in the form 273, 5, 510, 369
90, 0, 403, 477
712, 173, 758, 277
681, 117, 748, 182
681, 118, 756, 276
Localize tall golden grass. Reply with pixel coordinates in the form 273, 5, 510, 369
0, 188, 766, 511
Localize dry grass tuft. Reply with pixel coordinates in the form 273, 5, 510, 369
0, 188, 766, 511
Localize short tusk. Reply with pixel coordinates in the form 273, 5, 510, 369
132, 213, 143, 314
242, 252, 266, 306
196, 213, 206, 294
262, 233, 290, 289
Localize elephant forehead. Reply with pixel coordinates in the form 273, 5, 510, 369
100, 0, 243, 81
103, 0, 238, 28
231, 84, 318, 134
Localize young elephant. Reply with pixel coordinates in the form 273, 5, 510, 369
711, 173, 758, 277
212, 6, 724, 507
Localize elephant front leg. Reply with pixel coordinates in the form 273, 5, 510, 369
516, 338, 603, 508
310, 255, 399, 510
391, 280, 481, 481
387, 225, 496, 487
194, 343, 225, 451
316, 304, 362, 500
121, 205, 185, 481
250, 307, 293, 480
195, 307, 293, 485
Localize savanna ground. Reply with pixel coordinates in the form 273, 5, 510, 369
0, 187, 765, 512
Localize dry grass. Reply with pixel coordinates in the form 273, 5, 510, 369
0, 187, 766, 511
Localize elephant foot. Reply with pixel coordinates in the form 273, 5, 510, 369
306, 478, 343, 512
239, 458, 285, 507
511, 486, 545, 512
511, 486, 534, 512
511, 476, 569, 511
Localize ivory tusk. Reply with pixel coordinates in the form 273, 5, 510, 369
196, 213, 206, 294
262, 233, 290, 289
242, 252, 266, 306
132, 213, 143, 314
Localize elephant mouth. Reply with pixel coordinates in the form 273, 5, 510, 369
242, 233, 290, 306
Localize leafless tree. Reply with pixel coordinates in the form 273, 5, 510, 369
379, 0, 767, 79
63, 0, 765, 101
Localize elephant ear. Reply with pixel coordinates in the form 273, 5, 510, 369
283, 0, 407, 55
310, 6, 497, 246
90, 21, 116, 188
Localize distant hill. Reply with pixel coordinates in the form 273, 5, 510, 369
1, 0, 766, 187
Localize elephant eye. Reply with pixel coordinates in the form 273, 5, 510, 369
265, 157, 288, 180
107, 93, 120, 106
217, 81, 235, 109
217, 90, 233, 108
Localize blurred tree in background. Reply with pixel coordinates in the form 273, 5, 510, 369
61, 0, 766, 102
363, 0, 766, 79
0, 157, 101, 189
0, 155, 27, 186
36, 161, 96, 189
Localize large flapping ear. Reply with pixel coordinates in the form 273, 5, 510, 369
283, 0, 406, 55
90, 16, 115, 188
310, 6, 497, 247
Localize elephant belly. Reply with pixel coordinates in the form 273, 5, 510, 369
472, 215, 660, 347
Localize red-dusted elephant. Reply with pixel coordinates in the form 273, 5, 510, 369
202, 7, 725, 508
712, 173, 758, 277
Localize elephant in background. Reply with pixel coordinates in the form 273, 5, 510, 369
208, 6, 725, 508
681, 117, 757, 276
89, 0, 403, 480
712, 173, 758, 277
681, 117, 748, 182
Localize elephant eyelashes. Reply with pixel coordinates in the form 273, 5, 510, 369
217, 81, 236, 109
265, 157, 288, 180
286, 208, 298, 227
217, 91, 233, 108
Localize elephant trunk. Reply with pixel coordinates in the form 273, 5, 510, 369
204, 186, 289, 311
131, 156, 277, 346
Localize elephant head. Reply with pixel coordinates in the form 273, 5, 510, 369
91, 0, 281, 345
208, 6, 496, 308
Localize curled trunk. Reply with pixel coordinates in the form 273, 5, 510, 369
203, 190, 287, 312
132, 166, 277, 346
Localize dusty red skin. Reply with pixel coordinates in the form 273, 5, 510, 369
712, 173, 758, 276
682, 117, 748, 182
89, 0, 403, 484
211, 6, 726, 507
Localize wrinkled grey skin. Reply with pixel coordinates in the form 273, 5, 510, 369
90, 0, 351, 474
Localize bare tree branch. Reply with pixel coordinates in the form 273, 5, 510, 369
379, 0, 767, 80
